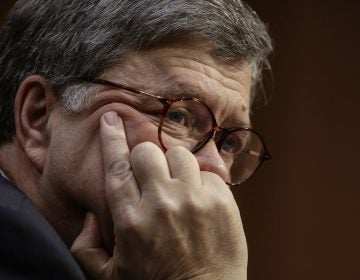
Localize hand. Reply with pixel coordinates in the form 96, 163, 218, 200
71, 111, 248, 279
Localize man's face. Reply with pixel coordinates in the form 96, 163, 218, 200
41, 42, 253, 248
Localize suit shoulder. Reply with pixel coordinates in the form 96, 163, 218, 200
0, 177, 86, 280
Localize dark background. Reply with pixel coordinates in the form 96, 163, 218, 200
1, 1, 359, 279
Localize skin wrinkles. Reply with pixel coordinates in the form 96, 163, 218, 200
153, 67, 249, 127
87, 84, 251, 146
0, 0, 272, 276
32, 43, 252, 249
165, 65, 249, 125
103, 48, 252, 128
132, 47, 251, 106
91, 84, 251, 131
94, 78, 249, 129
39, 99, 163, 248
86, 90, 153, 116
161, 56, 249, 100
139, 44, 248, 83
106, 46, 250, 100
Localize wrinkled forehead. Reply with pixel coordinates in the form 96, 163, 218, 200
104, 43, 252, 103
101, 44, 252, 127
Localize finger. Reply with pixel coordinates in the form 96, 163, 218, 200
100, 111, 139, 208
200, 171, 228, 187
130, 142, 171, 188
166, 146, 202, 185
200, 171, 246, 239
200, 171, 233, 199
71, 213, 111, 279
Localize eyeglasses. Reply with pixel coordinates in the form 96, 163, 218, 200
92, 79, 271, 186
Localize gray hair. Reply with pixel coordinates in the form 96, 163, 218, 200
0, 0, 272, 144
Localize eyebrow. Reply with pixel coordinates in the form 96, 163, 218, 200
95, 79, 200, 100
156, 84, 201, 99
95, 79, 251, 128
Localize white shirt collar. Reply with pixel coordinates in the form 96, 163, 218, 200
0, 168, 9, 180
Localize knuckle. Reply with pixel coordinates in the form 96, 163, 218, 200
182, 195, 206, 216
131, 142, 162, 165
201, 171, 224, 184
200, 179, 236, 214
105, 171, 135, 196
167, 145, 190, 155
106, 132, 125, 143
132, 142, 158, 155
116, 213, 143, 236
106, 159, 131, 177
166, 146, 195, 163
209, 186, 235, 210
105, 162, 135, 196
154, 197, 179, 218
212, 196, 232, 213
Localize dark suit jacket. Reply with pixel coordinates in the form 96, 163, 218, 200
0, 175, 86, 279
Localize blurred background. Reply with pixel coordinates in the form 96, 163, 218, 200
1, 0, 359, 279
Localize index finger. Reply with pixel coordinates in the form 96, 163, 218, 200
100, 111, 140, 210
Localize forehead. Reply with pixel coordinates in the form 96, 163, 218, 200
102, 43, 253, 124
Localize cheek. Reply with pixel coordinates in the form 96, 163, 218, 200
44, 122, 106, 212
122, 114, 163, 151
43, 107, 163, 211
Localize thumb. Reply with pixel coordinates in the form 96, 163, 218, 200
71, 212, 112, 279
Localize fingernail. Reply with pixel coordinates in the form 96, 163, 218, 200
104, 111, 119, 126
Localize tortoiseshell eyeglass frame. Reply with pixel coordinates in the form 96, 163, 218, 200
91, 78, 271, 186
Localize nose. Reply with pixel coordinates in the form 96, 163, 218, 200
194, 140, 229, 182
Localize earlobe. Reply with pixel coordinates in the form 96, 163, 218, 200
14, 75, 59, 172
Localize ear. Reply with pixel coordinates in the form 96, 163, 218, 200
14, 75, 59, 172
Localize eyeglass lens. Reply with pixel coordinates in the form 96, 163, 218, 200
159, 99, 265, 185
